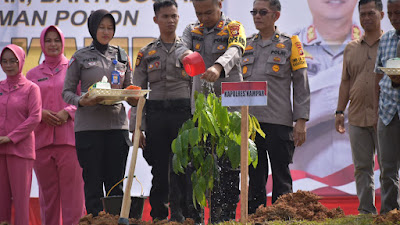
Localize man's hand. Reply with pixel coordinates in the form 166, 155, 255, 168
132, 130, 146, 149
180, 50, 193, 62
294, 119, 307, 147
79, 92, 105, 107
335, 113, 345, 134
201, 64, 222, 82
0, 136, 11, 144
42, 109, 61, 126
126, 97, 139, 106
389, 75, 400, 85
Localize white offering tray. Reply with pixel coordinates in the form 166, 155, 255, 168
88, 88, 150, 105
379, 67, 400, 76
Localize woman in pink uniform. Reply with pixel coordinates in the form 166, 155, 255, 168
0, 44, 42, 225
27, 25, 85, 225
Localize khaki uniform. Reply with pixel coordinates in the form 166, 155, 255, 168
130, 37, 197, 222
63, 44, 132, 132
243, 30, 310, 127
243, 29, 310, 212
176, 13, 244, 99
62, 44, 133, 215
175, 13, 245, 223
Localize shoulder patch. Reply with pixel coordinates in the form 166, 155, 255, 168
227, 21, 246, 52
135, 52, 144, 67
290, 35, 307, 71
68, 57, 76, 67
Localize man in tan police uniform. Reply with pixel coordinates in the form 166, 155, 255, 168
175, 0, 246, 222
130, 0, 199, 222
243, 0, 310, 214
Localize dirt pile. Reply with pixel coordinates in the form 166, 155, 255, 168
78, 211, 196, 225
373, 209, 400, 224
248, 190, 345, 223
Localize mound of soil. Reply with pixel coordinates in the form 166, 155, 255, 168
374, 209, 400, 224
78, 211, 196, 225
248, 190, 345, 223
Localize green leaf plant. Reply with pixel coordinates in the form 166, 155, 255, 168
171, 92, 266, 208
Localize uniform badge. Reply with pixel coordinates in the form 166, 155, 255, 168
272, 65, 280, 72
228, 23, 240, 37
88, 61, 96, 66
154, 61, 160, 68
243, 66, 248, 74
68, 57, 76, 67
307, 25, 317, 43
217, 45, 225, 50
148, 50, 157, 56
276, 43, 285, 49
182, 70, 187, 77
136, 52, 143, 67
217, 21, 224, 29
243, 58, 249, 63
37, 77, 49, 82
195, 43, 201, 50
273, 57, 281, 63
352, 25, 361, 40
148, 64, 154, 69
191, 26, 204, 35
245, 45, 253, 51
217, 29, 228, 36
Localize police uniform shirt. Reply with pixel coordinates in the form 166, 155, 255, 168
133, 37, 191, 100
129, 37, 191, 131
176, 13, 244, 97
62, 44, 133, 132
242, 29, 310, 127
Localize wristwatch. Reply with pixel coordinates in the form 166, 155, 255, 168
335, 110, 344, 116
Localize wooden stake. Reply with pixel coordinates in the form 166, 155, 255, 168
240, 105, 249, 224
118, 97, 146, 224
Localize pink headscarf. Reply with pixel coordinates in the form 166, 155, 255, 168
40, 25, 67, 69
1, 44, 26, 83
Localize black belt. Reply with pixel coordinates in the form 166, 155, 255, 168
146, 98, 190, 112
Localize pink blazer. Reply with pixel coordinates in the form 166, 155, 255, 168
0, 76, 42, 159
27, 57, 77, 150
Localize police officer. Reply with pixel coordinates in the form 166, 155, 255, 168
291, 0, 360, 177
243, 0, 310, 214
62, 9, 135, 216
175, 0, 246, 222
130, 0, 200, 222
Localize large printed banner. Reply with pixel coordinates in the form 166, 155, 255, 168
0, 0, 393, 198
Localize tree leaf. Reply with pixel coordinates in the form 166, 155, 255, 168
189, 127, 200, 147
252, 116, 265, 138
248, 139, 258, 168
172, 154, 184, 174
229, 111, 242, 135
227, 140, 240, 169
181, 130, 189, 152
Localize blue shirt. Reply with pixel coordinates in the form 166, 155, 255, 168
374, 30, 400, 126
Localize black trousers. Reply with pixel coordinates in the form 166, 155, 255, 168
144, 99, 199, 221
75, 129, 130, 216
248, 122, 295, 214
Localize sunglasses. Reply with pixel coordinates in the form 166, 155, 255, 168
250, 9, 274, 16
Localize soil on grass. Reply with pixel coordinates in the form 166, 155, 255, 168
77, 191, 400, 224
248, 190, 345, 223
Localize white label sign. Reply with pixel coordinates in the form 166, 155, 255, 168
221, 81, 267, 106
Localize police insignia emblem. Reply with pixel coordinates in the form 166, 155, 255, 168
272, 65, 280, 72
